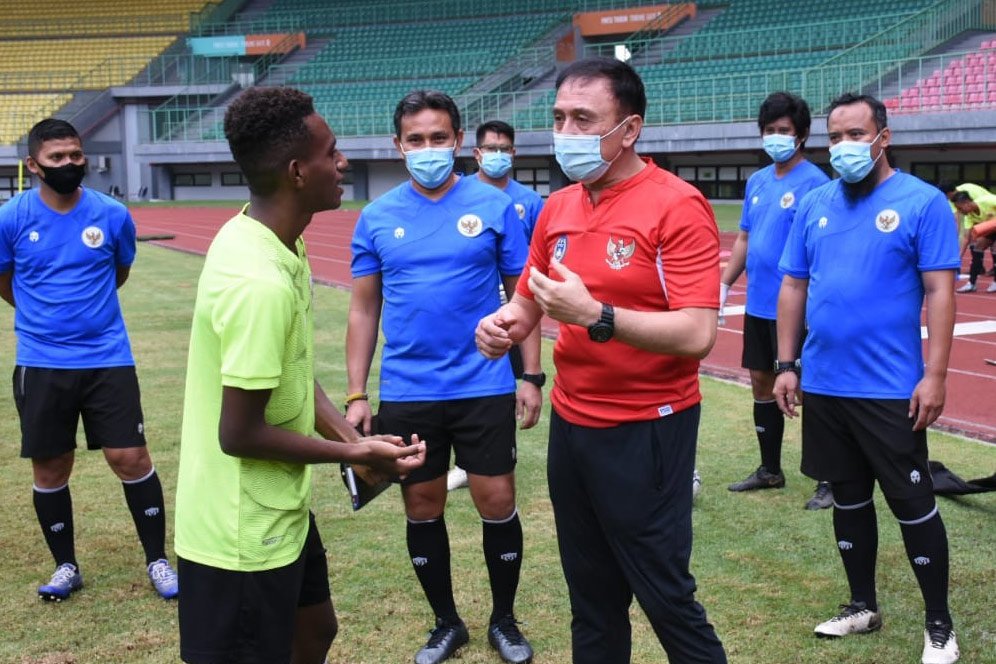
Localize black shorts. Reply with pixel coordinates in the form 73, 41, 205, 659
178, 512, 331, 664
741, 314, 804, 371
800, 393, 933, 500
378, 393, 517, 484
13, 366, 146, 459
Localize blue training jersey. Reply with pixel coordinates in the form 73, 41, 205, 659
0, 188, 136, 368
351, 175, 527, 401
740, 160, 828, 319
502, 178, 544, 241
779, 172, 959, 398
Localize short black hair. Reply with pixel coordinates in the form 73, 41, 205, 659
827, 92, 888, 132
476, 120, 515, 146
223, 86, 316, 196
28, 119, 80, 158
757, 91, 811, 147
556, 57, 646, 120
952, 191, 973, 204
937, 182, 957, 194
393, 90, 461, 138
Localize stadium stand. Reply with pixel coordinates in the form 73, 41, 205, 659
0, 0, 211, 144
888, 40, 996, 113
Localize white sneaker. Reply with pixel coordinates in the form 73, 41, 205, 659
986, 282, 996, 293
692, 469, 702, 501
814, 602, 882, 637
922, 621, 959, 663
955, 283, 976, 293
446, 466, 469, 491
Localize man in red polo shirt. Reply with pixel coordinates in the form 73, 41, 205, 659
476, 57, 726, 664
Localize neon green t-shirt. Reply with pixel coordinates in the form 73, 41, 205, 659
964, 193, 996, 229
947, 183, 992, 229
175, 208, 316, 572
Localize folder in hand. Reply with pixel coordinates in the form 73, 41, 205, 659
340, 462, 391, 511
339, 414, 392, 511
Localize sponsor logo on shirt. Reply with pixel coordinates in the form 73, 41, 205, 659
875, 209, 900, 233
394, 227, 405, 239
514, 203, 526, 220
457, 214, 483, 237
605, 235, 635, 270
657, 404, 673, 417
780, 192, 795, 209
818, 216, 828, 229
752, 195, 759, 205
81, 226, 104, 248
553, 235, 568, 261
29, 231, 39, 242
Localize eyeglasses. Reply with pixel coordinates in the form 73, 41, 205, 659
477, 144, 513, 154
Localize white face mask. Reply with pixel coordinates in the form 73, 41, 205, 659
553, 116, 630, 183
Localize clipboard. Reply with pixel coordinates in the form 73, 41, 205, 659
339, 414, 392, 511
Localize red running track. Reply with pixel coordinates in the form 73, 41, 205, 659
133, 206, 996, 444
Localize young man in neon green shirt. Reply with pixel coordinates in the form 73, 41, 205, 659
953, 190, 996, 293
174, 86, 425, 664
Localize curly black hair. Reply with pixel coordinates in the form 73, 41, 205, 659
224, 87, 316, 196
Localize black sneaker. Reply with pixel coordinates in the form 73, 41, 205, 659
805, 482, 834, 510
414, 618, 469, 664
488, 615, 533, 664
728, 466, 785, 492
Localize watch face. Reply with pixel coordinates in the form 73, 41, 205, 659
588, 323, 613, 343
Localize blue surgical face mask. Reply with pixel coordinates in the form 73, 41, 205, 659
402, 145, 456, 189
762, 134, 798, 163
829, 131, 883, 183
479, 151, 512, 178
553, 116, 630, 184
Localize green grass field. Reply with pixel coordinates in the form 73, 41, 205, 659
0, 244, 992, 664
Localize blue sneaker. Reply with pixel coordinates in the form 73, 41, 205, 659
147, 558, 178, 599
38, 563, 83, 602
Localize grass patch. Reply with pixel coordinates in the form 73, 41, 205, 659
711, 202, 743, 233
0, 245, 991, 663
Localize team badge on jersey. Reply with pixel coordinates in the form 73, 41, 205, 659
780, 191, 795, 209
457, 214, 483, 237
81, 226, 104, 248
29, 231, 39, 242
605, 235, 636, 270
752, 195, 759, 205
875, 209, 900, 233
553, 235, 568, 261
818, 216, 828, 229
394, 227, 405, 239
514, 203, 526, 220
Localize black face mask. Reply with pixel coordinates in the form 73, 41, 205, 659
39, 161, 86, 195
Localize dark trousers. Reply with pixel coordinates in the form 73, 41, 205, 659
548, 406, 726, 664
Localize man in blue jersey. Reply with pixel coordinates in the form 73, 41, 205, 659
721, 92, 833, 510
773, 93, 961, 664
448, 120, 546, 492
0, 119, 178, 602
345, 91, 541, 664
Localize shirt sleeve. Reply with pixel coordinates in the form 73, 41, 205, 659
116, 209, 137, 267
739, 177, 754, 232
515, 199, 553, 301
916, 190, 961, 272
0, 202, 15, 274
660, 192, 720, 310
350, 211, 381, 278
497, 200, 527, 276
779, 192, 813, 278
212, 278, 292, 390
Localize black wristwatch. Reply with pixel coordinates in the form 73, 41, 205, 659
521, 372, 546, 388
587, 303, 615, 343
773, 359, 802, 376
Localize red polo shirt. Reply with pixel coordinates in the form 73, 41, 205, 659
517, 159, 719, 427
